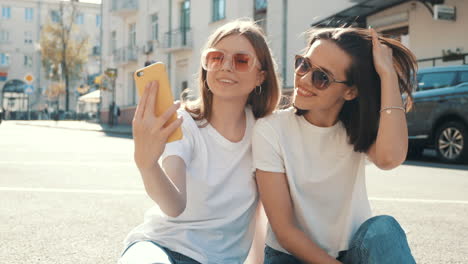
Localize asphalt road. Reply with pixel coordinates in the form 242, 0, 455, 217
1, 121, 467, 263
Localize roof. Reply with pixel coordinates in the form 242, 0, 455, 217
311, 0, 415, 27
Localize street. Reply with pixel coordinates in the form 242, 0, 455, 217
1, 122, 467, 264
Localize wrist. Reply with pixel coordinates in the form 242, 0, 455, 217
135, 158, 159, 172
379, 70, 398, 82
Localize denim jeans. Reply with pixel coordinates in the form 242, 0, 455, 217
118, 240, 201, 264
264, 215, 416, 264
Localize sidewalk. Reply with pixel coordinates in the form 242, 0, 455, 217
14, 120, 133, 136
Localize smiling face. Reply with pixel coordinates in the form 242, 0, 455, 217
205, 34, 265, 101
294, 39, 357, 113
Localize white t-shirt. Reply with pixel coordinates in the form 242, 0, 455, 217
252, 108, 372, 258
124, 108, 258, 264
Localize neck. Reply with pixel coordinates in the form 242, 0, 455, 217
303, 104, 342, 127
209, 96, 248, 142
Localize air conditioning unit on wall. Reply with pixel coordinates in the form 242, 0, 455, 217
433, 4, 456, 21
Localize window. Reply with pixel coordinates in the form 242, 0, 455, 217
0, 30, 9, 43
110, 31, 117, 54
255, 0, 267, 10
129, 23, 136, 47
459, 71, 468, 84
2, 6, 11, 19
51, 10, 60, 23
417, 72, 456, 91
25, 7, 34, 22
0, 53, 9, 66
128, 72, 136, 105
254, 0, 267, 31
75, 13, 84, 25
181, 1, 190, 28
24, 31, 33, 44
212, 0, 225, 21
180, 1, 190, 45
92, 45, 101, 56
24, 55, 33, 67
151, 13, 159, 41
96, 14, 101, 27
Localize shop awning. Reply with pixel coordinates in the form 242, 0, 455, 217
78, 90, 100, 104
311, 0, 416, 27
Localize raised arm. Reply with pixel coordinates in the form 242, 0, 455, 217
367, 28, 408, 170
256, 169, 341, 264
132, 80, 186, 217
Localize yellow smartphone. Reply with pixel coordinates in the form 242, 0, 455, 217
134, 62, 183, 143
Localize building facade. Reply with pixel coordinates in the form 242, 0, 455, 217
0, 0, 101, 119
101, 0, 468, 125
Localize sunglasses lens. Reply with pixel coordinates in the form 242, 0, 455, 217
295, 57, 309, 76
233, 53, 253, 72
312, 70, 330, 89
204, 51, 224, 71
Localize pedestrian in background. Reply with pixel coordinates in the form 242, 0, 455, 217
119, 19, 281, 264
254, 27, 417, 264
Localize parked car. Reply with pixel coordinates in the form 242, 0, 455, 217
406, 65, 468, 164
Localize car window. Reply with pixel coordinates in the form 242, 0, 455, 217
459, 71, 468, 84
417, 72, 456, 91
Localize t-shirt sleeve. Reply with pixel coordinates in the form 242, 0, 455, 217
252, 118, 285, 173
159, 111, 194, 167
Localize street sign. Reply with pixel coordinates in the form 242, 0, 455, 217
24, 84, 34, 94
24, 74, 34, 83
0, 72, 7, 82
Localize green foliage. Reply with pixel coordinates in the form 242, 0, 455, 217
40, 1, 89, 104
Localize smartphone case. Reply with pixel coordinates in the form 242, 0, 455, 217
134, 62, 183, 143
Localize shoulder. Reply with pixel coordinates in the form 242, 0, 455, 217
255, 107, 296, 129
253, 107, 296, 139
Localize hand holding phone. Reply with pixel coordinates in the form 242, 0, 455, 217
134, 62, 183, 143
132, 63, 183, 170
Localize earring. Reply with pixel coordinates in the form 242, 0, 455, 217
255, 85, 262, 95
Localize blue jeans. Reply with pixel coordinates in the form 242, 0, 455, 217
119, 241, 201, 264
264, 215, 416, 264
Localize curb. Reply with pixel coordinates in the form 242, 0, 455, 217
15, 122, 133, 136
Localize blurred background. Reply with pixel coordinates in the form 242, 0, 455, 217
1, 0, 467, 263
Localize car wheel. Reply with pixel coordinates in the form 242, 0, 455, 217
435, 121, 468, 164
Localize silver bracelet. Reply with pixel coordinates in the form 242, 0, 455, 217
380, 106, 406, 114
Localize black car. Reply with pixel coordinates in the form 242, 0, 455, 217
407, 65, 468, 164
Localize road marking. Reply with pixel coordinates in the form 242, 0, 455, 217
369, 197, 468, 205
0, 187, 145, 195
0, 161, 134, 166
0, 187, 467, 204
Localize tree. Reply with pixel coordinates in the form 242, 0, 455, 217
40, 0, 89, 111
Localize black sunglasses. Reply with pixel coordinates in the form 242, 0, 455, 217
294, 55, 350, 89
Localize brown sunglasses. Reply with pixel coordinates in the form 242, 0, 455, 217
294, 55, 350, 89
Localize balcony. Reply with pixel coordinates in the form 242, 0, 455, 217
162, 28, 192, 52
110, 0, 138, 17
112, 46, 138, 65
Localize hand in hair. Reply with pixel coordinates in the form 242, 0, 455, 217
370, 28, 397, 79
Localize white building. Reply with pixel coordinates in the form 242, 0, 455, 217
0, 0, 101, 118
101, 0, 468, 125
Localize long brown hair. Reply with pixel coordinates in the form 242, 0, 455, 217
297, 27, 417, 152
184, 19, 281, 123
